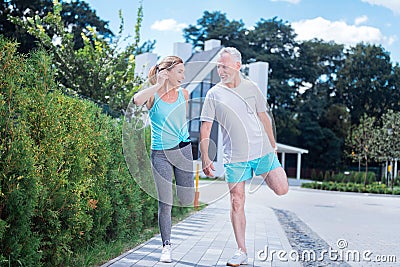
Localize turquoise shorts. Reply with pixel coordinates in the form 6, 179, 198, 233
224, 152, 281, 183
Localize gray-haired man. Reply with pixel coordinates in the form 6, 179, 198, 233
200, 47, 288, 266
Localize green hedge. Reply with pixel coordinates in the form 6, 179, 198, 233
0, 37, 167, 266
309, 170, 377, 184
302, 181, 400, 195
330, 171, 376, 184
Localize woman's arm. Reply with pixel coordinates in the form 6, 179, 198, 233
133, 83, 161, 106
133, 69, 168, 106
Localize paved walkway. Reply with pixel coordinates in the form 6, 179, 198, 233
101, 178, 303, 267
101, 177, 400, 267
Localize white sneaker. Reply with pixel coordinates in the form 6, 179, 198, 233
160, 244, 172, 263
226, 248, 248, 266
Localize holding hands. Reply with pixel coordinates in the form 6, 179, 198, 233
202, 156, 216, 178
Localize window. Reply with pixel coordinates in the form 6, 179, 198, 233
188, 80, 217, 160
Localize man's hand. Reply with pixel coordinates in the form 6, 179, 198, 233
202, 156, 216, 177
200, 121, 214, 177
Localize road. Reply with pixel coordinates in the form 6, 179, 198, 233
198, 178, 400, 266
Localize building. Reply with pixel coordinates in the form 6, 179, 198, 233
134, 39, 308, 180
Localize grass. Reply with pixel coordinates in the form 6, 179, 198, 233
66, 205, 205, 267
65, 227, 158, 267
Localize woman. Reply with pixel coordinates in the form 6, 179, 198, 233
133, 56, 194, 263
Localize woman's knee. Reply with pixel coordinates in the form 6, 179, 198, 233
158, 201, 172, 213
177, 189, 194, 206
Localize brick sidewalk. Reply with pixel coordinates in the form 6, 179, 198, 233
101, 181, 301, 267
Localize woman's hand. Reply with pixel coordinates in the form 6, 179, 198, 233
156, 69, 168, 87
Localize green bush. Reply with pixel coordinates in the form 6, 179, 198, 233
301, 181, 400, 195
393, 188, 400, 195
0, 37, 164, 266
365, 182, 387, 194
331, 171, 376, 185
346, 183, 360, 192
1, 38, 42, 266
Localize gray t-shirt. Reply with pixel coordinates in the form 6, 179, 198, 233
200, 77, 272, 163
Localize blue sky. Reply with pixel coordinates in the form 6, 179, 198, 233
84, 0, 400, 64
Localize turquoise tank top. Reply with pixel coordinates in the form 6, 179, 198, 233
149, 88, 190, 150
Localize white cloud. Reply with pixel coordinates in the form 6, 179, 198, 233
151, 19, 187, 32
292, 17, 396, 47
270, 0, 301, 4
361, 0, 400, 14
354, 15, 368, 25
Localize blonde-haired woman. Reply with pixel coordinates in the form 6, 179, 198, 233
134, 56, 194, 263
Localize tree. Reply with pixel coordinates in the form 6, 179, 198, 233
373, 110, 400, 188
245, 18, 306, 146
247, 17, 300, 106
10, 0, 145, 113
59, 0, 113, 50
335, 43, 394, 125
293, 39, 348, 169
296, 85, 345, 169
1, 0, 113, 53
297, 39, 345, 94
346, 114, 378, 186
387, 64, 400, 112
183, 11, 247, 53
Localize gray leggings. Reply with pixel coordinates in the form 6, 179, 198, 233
150, 144, 194, 245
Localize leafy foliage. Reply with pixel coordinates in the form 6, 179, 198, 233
183, 11, 247, 53
374, 110, 400, 162
346, 114, 378, 185
335, 44, 394, 125
0, 37, 41, 266
302, 181, 400, 195
0, 36, 161, 267
9, 0, 147, 113
60, 0, 114, 50
0, 0, 113, 53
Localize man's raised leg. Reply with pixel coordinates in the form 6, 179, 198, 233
261, 167, 288, 195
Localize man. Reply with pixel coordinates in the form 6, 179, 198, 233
200, 47, 288, 266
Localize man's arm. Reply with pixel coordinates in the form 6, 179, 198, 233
257, 112, 277, 151
200, 121, 216, 177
